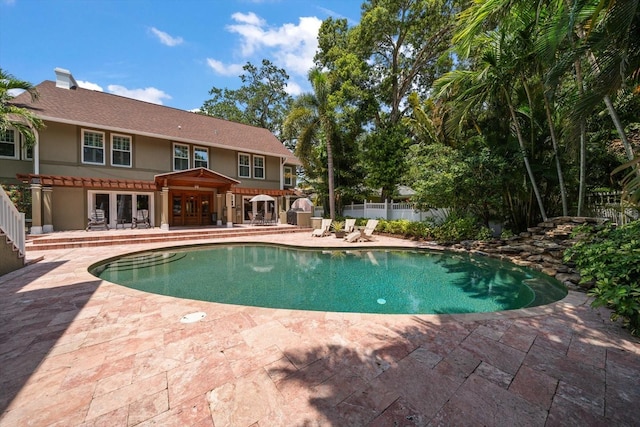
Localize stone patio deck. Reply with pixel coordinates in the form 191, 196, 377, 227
1, 227, 638, 426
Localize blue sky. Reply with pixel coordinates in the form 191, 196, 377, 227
0, 0, 362, 111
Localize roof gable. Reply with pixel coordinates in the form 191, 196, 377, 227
154, 167, 240, 188
11, 80, 301, 165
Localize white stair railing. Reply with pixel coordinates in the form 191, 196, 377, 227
0, 188, 26, 258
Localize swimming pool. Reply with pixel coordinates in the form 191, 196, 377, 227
90, 244, 567, 314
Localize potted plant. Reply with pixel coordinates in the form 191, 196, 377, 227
332, 220, 345, 238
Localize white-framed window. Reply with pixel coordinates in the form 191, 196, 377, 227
193, 146, 208, 168
111, 134, 132, 167
253, 155, 265, 179
238, 153, 250, 178
284, 166, 293, 186
22, 140, 33, 160
82, 129, 105, 165
173, 143, 189, 171
0, 128, 18, 159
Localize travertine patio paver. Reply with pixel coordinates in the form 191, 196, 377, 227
0, 228, 638, 426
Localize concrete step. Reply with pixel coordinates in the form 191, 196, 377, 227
26, 226, 312, 250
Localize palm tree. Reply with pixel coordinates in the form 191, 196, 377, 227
455, 0, 640, 219
0, 68, 44, 147
283, 68, 338, 219
539, 0, 639, 210
435, 32, 549, 221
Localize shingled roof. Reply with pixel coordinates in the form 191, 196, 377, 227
10, 79, 300, 165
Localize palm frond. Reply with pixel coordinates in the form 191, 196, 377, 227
612, 157, 640, 208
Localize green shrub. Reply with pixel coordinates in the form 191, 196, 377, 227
431, 215, 480, 242
500, 229, 515, 239
407, 221, 431, 239
476, 226, 494, 241
564, 220, 640, 336
359, 216, 491, 241
1, 184, 32, 218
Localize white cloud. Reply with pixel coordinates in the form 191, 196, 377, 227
107, 85, 172, 105
231, 11, 265, 27
77, 80, 103, 91
225, 13, 322, 76
206, 59, 244, 76
150, 27, 184, 47
285, 81, 303, 96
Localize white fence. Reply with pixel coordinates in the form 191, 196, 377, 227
0, 188, 26, 258
341, 201, 449, 223
586, 191, 639, 225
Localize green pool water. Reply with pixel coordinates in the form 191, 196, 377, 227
90, 244, 567, 314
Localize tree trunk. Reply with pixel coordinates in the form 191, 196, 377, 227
543, 93, 568, 216
577, 120, 587, 216
585, 50, 635, 161
325, 134, 336, 220
603, 94, 635, 161
505, 89, 548, 221
575, 58, 587, 216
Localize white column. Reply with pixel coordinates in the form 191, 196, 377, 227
42, 187, 53, 233
226, 191, 234, 228
160, 187, 170, 230
33, 129, 40, 175
30, 183, 43, 235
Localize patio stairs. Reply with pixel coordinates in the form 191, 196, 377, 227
26, 225, 312, 251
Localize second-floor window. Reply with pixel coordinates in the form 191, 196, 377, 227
82, 130, 105, 165
238, 153, 250, 178
111, 134, 132, 167
194, 146, 208, 168
253, 155, 265, 179
284, 166, 293, 186
174, 143, 189, 171
0, 129, 17, 159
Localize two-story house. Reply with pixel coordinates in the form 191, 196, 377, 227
2, 68, 300, 233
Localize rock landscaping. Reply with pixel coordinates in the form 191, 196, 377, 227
445, 216, 609, 291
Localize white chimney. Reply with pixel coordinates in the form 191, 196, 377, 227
54, 67, 78, 89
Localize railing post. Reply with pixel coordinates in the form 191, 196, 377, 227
0, 187, 26, 258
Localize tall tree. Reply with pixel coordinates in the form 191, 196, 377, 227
353, 0, 458, 124
200, 59, 293, 141
314, 0, 461, 200
0, 68, 44, 147
435, 30, 549, 221
284, 69, 339, 219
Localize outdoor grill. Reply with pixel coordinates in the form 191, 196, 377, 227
287, 208, 302, 225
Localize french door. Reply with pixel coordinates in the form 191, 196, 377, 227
88, 191, 153, 228
171, 191, 213, 226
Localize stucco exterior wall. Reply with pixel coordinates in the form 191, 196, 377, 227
39, 123, 172, 180
8, 121, 294, 188
135, 136, 171, 175
210, 149, 236, 177
0, 161, 32, 185
0, 237, 24, 276
52, 187, 85, 231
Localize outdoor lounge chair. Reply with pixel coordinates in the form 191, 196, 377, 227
344, 218, 356, 234
249, 212, 258, 226
359, 219, 379, 241
344, 229, 361, 242
86, 209, 109, 231
345, 219, 379, 242
311, 218, 332, 237
264, 211, 274, 225
133, 209, 151, 228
